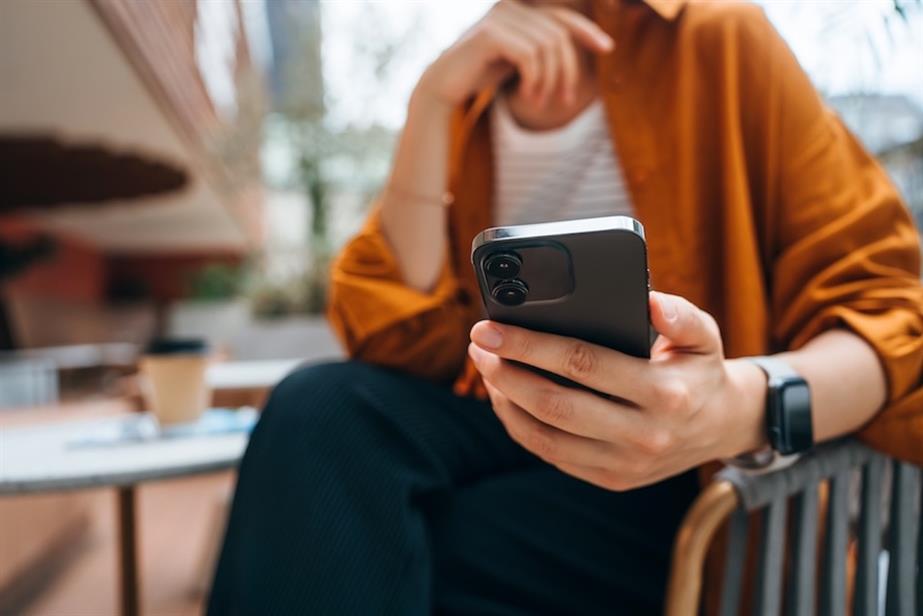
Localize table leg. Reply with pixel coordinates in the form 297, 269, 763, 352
117, 486, 140, 616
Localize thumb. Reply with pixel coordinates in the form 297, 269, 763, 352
649, 291, 721, 355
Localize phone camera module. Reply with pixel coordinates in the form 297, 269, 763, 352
492, 279, 528, 306
484, 252, 521, 279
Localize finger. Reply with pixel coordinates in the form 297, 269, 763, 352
650, 330, 671, 356
555, 461, 669, 492
554, 461, 629, 491
555, 27, 579, 105
470, 320, 656, 405
484, 21, 541, 97
470, 343, 645, 441
475, 61, 517, 96
649, 291, 722, 355
546, 7, 615, 53
483, 374, 509, 410
505, 10, 563, 105
483, 378, 614, 467
501, 33, 541, 99
538, 33, 559, 105
494, 11, 552, 101
503, 5, 579, 106
482, 377, 509, 413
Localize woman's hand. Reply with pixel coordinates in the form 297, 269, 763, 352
467, 291, 769, 491
416, 0, 614, 109
381, 1, 612, 293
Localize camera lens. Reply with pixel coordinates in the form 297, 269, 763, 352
491, 279, 528, 306
484, 252, 521, 279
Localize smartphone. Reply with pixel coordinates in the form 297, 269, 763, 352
471, 216, 651, 359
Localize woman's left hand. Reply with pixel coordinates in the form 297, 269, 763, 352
468, 291, 768, 490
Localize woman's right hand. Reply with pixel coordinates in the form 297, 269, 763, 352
416, 0, 615, 109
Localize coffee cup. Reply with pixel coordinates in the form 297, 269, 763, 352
139, 338, 210, 427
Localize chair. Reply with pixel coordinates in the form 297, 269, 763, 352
665, 439, 923, 616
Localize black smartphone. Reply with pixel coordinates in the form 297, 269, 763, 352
471, 216, 651, 358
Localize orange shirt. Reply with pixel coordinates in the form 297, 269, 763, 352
328, 0, 923, 465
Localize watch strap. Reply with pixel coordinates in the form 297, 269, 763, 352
747, 356, 800, 381
748, 356, 814, 455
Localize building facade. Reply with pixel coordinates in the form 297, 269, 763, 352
0, 0, 266, 349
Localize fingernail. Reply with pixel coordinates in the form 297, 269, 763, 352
468, 343, 487, 364
658, 293, 677, 322
599, 35, 615, 51
472, 323, 503, 349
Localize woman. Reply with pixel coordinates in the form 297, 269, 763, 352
209, 1, 923, 614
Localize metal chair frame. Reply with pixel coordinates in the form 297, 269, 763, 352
665, 439, 923, 616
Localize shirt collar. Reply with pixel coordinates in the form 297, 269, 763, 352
641, 0, 686, 21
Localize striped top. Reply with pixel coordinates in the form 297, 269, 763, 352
490, 95, 633, 227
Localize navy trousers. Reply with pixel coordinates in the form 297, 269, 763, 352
208, 361, 698, 615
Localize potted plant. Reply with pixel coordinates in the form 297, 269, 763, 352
165, 263, 251, 355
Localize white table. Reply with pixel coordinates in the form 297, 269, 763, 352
0, 411, 254, 616
206, 358, 305, 408
206, 358, 304, 391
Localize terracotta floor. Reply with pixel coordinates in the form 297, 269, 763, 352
23, 472, 235, 616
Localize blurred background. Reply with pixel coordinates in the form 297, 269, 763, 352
0, 1, 920, 614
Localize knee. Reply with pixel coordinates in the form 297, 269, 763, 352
254, 361, 381, 445
270, 360, 373, 402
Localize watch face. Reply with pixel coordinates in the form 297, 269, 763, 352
778, 378, 813, 454
781, 380, 811, 414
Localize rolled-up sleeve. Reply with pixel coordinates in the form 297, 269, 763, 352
757, 9, 923, 462
327, 203, 470, 382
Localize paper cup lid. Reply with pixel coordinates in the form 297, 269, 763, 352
145, 338, 208, 355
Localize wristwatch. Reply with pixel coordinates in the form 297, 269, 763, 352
728, 356, 814, 469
